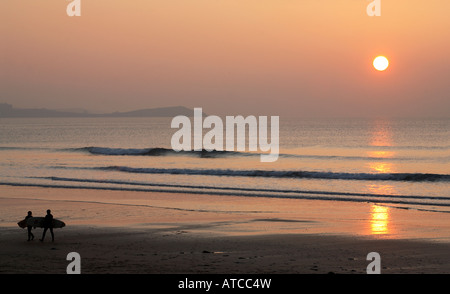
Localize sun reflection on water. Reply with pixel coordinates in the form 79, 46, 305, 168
367, 150, 395, 159
369, 120, 393, 147
368, 162, 395, 173
367, 120, 396, 174
365, 121, 395, 236
366, 183, 396, 195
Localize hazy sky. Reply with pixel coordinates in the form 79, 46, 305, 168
1, 0, 449, 117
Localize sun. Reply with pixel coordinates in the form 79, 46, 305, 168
373, 56, 389, 71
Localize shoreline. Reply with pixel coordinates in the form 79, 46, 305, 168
1, 185, 450, 274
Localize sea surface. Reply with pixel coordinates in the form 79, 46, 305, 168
0, 117, 449, 213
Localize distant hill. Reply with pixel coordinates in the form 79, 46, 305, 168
100, 106, 194, 117
0, 103, 196, 118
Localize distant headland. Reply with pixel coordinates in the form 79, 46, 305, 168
0, 103, 195, 118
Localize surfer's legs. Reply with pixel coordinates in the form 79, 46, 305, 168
27, 226, 34, 241
40, 227, 47, 241
40, 227, 54, 242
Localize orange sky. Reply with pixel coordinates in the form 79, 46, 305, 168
1, 0, 449, 117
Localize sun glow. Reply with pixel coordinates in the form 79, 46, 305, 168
373, 56, 389, 71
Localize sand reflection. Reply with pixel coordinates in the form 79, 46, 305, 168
370, 205, 390, 235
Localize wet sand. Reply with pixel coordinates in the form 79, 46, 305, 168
1, 185, 450, 274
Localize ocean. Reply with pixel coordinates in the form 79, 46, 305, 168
0, 117, 449, 213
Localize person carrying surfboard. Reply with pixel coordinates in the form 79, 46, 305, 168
25, 211, 34, 241
40, 209, 54, 242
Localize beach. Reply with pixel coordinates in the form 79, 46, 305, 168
1, 185, 449, 274
2, 0, 450, 280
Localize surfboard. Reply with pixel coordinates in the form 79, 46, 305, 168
17, 219, 28, 229
24, 217, 66, 228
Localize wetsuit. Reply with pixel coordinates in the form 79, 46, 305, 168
41, 213, 54, 242
25, 215, 34, 241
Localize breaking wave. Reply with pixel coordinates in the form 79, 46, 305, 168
83, 166, 450, 182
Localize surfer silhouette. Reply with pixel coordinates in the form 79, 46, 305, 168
25, 211, 34, 241
40, 209, 54, 242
